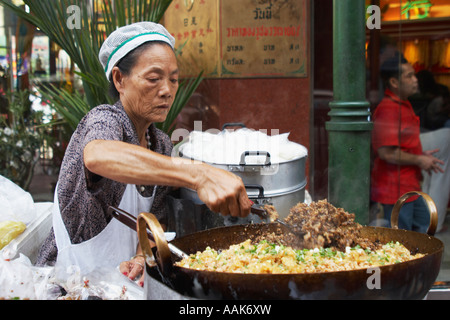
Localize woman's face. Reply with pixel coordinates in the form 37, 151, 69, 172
115, 43, 179, 125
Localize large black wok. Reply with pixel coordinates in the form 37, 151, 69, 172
138, 191, 443, 300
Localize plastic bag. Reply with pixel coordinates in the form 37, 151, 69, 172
0, 253, 55, 300
0, 221, 26, 250
54, 265, 144, 300
1, 242, 143, 300
0, 175, 36, 225
0, 253, 143, 300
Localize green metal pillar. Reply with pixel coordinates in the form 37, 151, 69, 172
325, 0, 373, 224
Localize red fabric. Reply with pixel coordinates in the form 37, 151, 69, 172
371, 89, 423, 204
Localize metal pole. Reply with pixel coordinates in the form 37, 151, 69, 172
326, 0, 372, 224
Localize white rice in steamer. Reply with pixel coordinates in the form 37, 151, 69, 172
179, 128, 307, 165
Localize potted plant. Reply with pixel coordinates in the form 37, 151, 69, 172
0, 89, 48, 190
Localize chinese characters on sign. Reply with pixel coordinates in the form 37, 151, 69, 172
164, 0, 219, 77
164, 0, 307, 78
401, 0, 433, 19
377, 0, 450, 22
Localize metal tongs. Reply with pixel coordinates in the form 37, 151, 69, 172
249, 201, 291, 229
108, 206, 188, 260
245, 185, 290, 227
249, 201, 305, 237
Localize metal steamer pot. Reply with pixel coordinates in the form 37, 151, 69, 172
138, 191, 443, 300
175, 132, 308, 219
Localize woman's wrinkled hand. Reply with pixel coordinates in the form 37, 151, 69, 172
195, 164, 252, 217
119, 255, 145, 287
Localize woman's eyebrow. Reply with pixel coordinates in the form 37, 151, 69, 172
144, 66, 179, 76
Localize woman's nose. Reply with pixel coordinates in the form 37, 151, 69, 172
159, 79, 172, 98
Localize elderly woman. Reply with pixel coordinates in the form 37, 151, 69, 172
36, 22, 251, 284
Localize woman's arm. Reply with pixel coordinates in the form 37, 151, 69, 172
84, 139, 251, 217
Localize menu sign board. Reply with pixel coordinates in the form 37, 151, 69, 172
164, 0, 308, 78
220, 0, 307, 78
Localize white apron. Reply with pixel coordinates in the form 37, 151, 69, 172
52, 184, 156, 276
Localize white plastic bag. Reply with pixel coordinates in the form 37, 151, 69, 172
54, 265, 144, 300
0, 253, 55, 300
0, 175, 36, 225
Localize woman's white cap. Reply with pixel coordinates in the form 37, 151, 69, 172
99, 22, 175, 80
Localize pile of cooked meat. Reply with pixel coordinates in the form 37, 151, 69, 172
263, 200, 379, 251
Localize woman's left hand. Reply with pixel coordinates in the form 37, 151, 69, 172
120, 255, 145, 287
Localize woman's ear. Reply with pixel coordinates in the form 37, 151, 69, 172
111, 67, 125, 94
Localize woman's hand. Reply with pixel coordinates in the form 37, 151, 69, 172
195, 164, 252, 217
119, 255, 145, 287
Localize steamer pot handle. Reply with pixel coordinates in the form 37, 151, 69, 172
391, 191, 438, 236
137, 212, 173, 276
240, 151, 271, 166
222, 122, 246, 130
245, 184, 265, 199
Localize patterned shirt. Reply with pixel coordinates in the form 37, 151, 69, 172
36, 101, 173, 266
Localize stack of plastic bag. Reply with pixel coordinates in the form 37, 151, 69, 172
0, 176, 143, 300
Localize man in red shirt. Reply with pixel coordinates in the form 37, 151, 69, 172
371, 53, 444, 232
